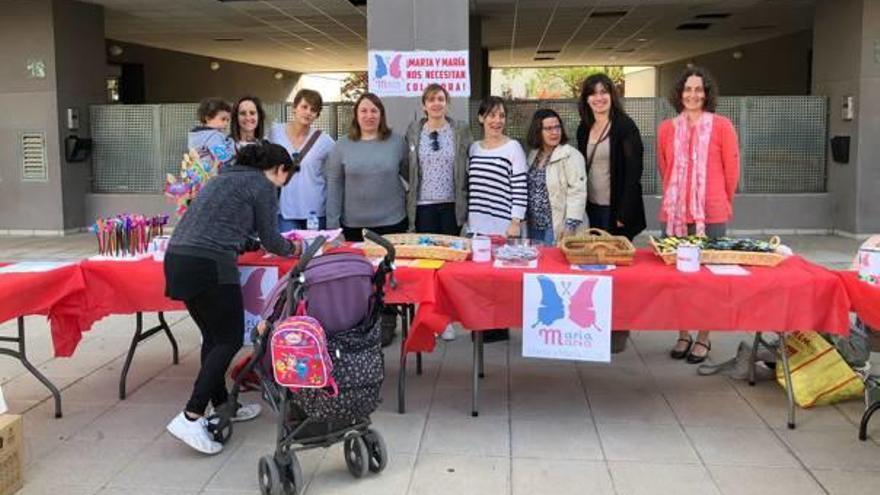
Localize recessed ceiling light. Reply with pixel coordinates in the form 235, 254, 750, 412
636, 38, 648, 42
304, 47, 314, 51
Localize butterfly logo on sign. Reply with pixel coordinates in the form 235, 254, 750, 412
373, 53, 402, 80
532, 275, 601, 331
523, 273, 612, 362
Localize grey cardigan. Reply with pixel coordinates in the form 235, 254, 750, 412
404, 117, 473, 232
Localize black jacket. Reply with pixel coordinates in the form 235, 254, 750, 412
576, 113, 647, 240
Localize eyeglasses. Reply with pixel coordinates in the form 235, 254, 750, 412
429, 131, 440, 151
542, 125, 562, 132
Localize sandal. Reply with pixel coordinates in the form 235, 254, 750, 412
686, 340, 712, 364
670, 337, 693, 360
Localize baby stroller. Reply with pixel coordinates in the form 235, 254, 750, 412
209, 230, 396, 495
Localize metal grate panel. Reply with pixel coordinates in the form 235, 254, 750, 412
90, 97, 827, 195
20, 132, 48, 182
91, 105, 158, 193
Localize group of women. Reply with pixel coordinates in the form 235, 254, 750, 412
162, 66, 740, 455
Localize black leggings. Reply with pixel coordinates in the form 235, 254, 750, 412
183, 283, 244, 415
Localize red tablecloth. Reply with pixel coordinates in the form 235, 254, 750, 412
0, 262, 89, 356
70, 251, 438, 357
837, 271, 880, 329
404, 248, 852, 353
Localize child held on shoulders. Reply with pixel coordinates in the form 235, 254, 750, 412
188, 98, 236, 172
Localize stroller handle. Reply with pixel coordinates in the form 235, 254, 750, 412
295, 235, 326, 274
364, 229, 395, 263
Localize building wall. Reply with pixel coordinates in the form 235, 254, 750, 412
53, 0, 106, 230
856, 0, 880, 233
658, 30, 812, 97
812, 0, 863, 233
0, 0, 65, 232
107, 41, 301, 104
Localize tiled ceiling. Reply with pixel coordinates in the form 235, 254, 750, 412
83, 0, 815, 72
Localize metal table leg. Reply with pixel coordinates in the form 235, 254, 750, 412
410, 304, 423, 376
748, 332, 761, 386
859, 401, 880, 441
776, 333, 796, 429
119, 311, 177, 399
0, 317, 62, 418
472, 331, 483, 417
398, 305, 408, 414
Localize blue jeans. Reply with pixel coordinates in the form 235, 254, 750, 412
528, 226, 555, 245
278, 215, 326, 233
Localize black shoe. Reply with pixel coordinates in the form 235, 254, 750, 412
670, 337, 693, 360
686, 340, 711, 364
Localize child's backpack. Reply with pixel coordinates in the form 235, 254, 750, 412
270, 312, 337, 395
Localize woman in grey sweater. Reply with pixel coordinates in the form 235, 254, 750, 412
164, 142, 302, 455
325, 92, 408, 242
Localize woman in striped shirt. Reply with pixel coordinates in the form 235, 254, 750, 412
467, 96, 528, 237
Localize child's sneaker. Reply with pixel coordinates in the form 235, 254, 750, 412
166, 412, 223, 455
440, 324, 457, 341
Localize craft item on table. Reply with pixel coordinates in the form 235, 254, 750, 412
570, 264, 616, 272
471, 236, 492, 262
493, 241, 540, 266
493, 257, 538, 269
676, 243, 701, 273
282, 229, 344, 247
705, 264, 751, 276
164, 149, 220, 217
361, 233, 470, 261
650, 235, 785, 267
89, 214, 169, 260
560, 228, 635, 266
410, 259, 445, 269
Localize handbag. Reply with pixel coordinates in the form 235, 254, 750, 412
777, 332, 864, 408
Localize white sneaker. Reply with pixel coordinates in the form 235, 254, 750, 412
166, 412, 223, 455
206, 402, 262, 422
440, 324, 457, 341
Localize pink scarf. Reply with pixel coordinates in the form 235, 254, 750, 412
663, 112, 713, 237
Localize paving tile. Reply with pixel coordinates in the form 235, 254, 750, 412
509, 388, 590, 421
511, 418, 603, 460
204, 441, 324, 493
665, 392, 763, 427
708, 466, 825, 495
608, 461, 721, 495
107, 438, 236, 490
26, 437, 151, 487
430, 386, 509, 418
777, 426, 880, 470
811, 468, 880, 495
684, 426, 800, 467
589, 391, 679, 425
420, 415, 509, 457
408, 453, 509, 495
512, 458, 614, 495
306, 449, 414, 495
597, 423, 699, 463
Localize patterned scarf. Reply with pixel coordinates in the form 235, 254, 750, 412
663, 112, 713, 237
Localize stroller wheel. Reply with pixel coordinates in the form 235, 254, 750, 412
343, 435, 369, 478
362, 429, 388, 473
206, 415, 233, 444
280, 451, 304, 495
258, 454, 284, 495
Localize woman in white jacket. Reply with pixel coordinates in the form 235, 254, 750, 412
525, 108, 587, 244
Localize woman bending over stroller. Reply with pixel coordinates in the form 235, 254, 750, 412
164, 141, 303, 454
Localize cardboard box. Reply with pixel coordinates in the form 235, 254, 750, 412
0, 415, 22, 495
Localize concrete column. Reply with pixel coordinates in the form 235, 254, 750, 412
813, 0, 880, 235
0, 0, 104, 233
367, 0, 470, 132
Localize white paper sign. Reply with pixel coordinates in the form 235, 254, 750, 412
368, 50, 470, 97
522, 273, 612, 362
240, 266, 279, 345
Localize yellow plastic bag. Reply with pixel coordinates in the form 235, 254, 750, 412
776, 332, 864, 408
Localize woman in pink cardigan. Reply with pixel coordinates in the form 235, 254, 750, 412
659, 67, 740, 364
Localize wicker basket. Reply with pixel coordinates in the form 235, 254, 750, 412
560, 228, 636, 266
649, 236, 786, 267
360, 233, 470, 261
